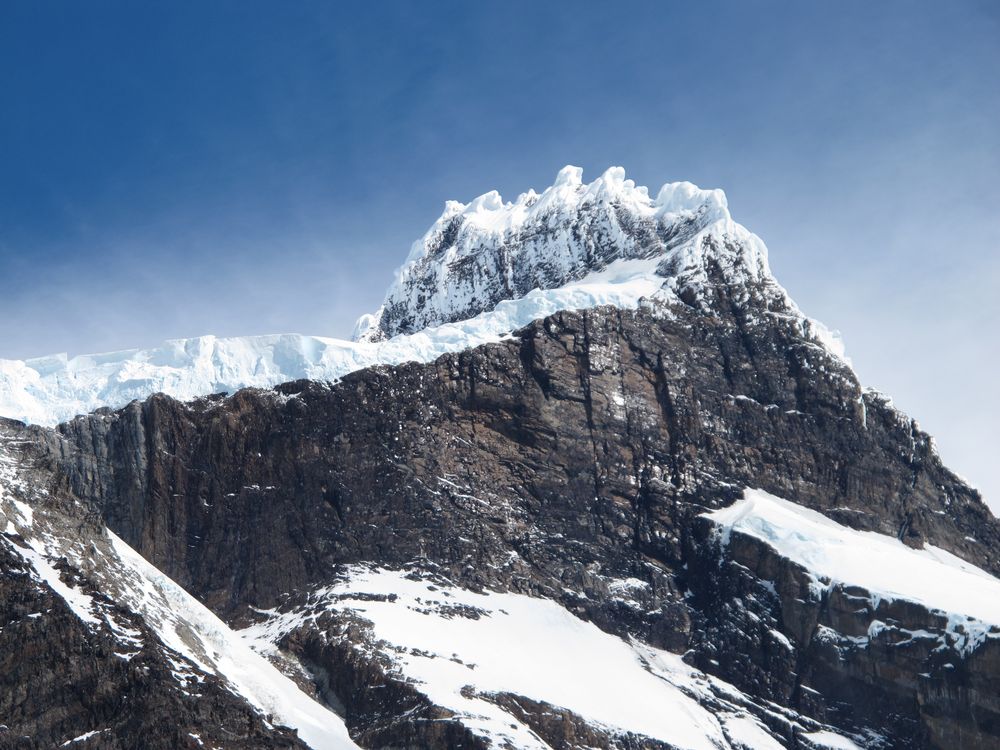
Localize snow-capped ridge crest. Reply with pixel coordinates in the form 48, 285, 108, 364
0, 164, 848, 429
356, 165, 740, 342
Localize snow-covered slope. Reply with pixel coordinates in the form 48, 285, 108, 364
704, 489, 1000, 649
242, 565, 865, 750
0, 166, 842, 427
102, 535, 359, 750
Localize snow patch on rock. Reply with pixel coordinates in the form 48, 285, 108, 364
243, 566, 863, 750
243, 566, 731, 749
705, 489, 1000, 635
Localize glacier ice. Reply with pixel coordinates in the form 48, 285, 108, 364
0, 166, 843, 427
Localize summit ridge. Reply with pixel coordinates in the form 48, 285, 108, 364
354, 165, 761, 341
0, 166, 842, 426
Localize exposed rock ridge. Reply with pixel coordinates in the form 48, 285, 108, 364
0, 425, 318, 749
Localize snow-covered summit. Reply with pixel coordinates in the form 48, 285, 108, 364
354, 165, 769, 341
0, 166, 842, 427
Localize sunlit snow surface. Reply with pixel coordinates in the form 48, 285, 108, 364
705, 490, 1000, 642
242, 567, 819, 750
357, 165, 736, 340
0, 258, 667, 426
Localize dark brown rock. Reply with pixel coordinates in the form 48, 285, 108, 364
7, 275, 998, 748
0, 531, 310, 750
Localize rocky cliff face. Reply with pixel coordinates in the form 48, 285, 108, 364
0, 167, 996, 750
41, 287, 1000, 747
0, 423, 324, 750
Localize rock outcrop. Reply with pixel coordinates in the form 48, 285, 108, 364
34, 285, 1000, 747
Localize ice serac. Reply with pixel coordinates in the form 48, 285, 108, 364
355, 164, 785, 341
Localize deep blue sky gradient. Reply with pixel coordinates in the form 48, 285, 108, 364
1, 1, 997, 506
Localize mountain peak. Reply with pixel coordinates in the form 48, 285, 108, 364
355, 166, 743, 342
1, 166, 846, 428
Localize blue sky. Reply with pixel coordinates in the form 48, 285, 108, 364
1, 1, 997, 507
